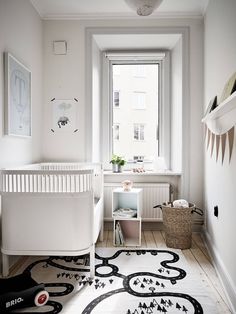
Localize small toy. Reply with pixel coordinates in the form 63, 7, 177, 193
122, 180, 133, 191
0, 272, 49, 312
173, 199, 189, 208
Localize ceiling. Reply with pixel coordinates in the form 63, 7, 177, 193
30, 0, 209, 19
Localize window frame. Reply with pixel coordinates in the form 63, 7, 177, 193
102, 51, 170, 171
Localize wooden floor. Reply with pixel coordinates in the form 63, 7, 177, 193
96, 230, 232, 313
10, 230, 231, 313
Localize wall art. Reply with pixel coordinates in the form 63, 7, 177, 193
4, 52, 31, 137
51, 98, 78, 133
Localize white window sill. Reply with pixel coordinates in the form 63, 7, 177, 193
104, 170, 181, 176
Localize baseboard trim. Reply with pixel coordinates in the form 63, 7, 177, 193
104, 221, 203, 232
203, 229, 236, 313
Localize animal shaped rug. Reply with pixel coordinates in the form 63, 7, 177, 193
13, 248, 218, 313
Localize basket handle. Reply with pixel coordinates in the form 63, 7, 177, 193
191, 207, 203, 216
153, 204, 162, 208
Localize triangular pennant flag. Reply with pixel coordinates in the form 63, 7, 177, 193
221, 133, 227, 164
211, 133, 215, 157
215, 135, 221, 162
207, 128, 211, 150
228, 127, 234, 163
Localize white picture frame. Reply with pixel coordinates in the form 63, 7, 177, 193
4, 52, 32, 137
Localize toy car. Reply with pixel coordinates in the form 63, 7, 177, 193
0, 272, 49, 312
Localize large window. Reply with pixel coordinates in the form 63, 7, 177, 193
102, 52, 170, 170
112, 63, 159, 163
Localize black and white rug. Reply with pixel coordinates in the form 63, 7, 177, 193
13, 249, 217, 313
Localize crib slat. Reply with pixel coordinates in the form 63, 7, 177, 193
7, 174, 10, 192
17, 174, 20, 192
31, 175, 34, 193
74, 175, 76, 193
15, 174, 19, 192
2, 174, 5, 192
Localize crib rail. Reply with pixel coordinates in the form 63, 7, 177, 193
0, 169, 93, 193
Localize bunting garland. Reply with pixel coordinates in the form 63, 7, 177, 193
204, 123, 235, 164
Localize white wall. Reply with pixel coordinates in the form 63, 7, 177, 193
204, 0, 236, 310
171, 38, 182, 173
92, 40, 102, 162
0, 0, 43, 268
42, 18, 204, 206
0, 0, 43, 168
42, 21, 86, 161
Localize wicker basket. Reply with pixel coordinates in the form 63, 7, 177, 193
161, 203, 195, 249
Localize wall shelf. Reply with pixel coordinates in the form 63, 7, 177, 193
202, 91, 236, 134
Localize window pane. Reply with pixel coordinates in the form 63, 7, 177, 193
133, 92, 146, 109
113, 124, 120, 140
133, 124, 145, 141
133, 65, 146, 77
113, 90, 120, 107
134, 124, 139, 140
112, 64, 159, 161
140, 124, 144, 140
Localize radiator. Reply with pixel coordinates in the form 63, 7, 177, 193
104, 183, 170, 221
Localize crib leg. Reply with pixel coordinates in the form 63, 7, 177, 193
90, 244, 95, 278
2, 253, 9, 277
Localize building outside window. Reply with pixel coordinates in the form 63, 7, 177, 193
133, 155, 145, 161
133, 91, 146, 109
112, 63, 159, 162
113, 90, 120, 107
133, 65, 146, 77
113, 124, 120, 140
134, 124, 145, 141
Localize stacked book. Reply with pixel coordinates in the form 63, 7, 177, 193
115, 222, 125, 246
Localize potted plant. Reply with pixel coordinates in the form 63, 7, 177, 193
110, 154, 126, 173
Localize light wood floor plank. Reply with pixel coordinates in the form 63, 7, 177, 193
153, 230, 167, 248
96, 230, 109, 247
192, 232, 212, 263
143, 231, 156, 247
106, 230, 114, 247
141, 231, 147, 247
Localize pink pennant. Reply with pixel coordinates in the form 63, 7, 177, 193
215, 135, 220, 162
228, 127, 235, 163
211, 133, 215, 157
221, 133, 227, 164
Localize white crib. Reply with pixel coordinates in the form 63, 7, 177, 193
0, 162, 104, 277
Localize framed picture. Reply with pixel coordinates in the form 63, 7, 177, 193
52, 99, 78, 132
4, 52, 31, 137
